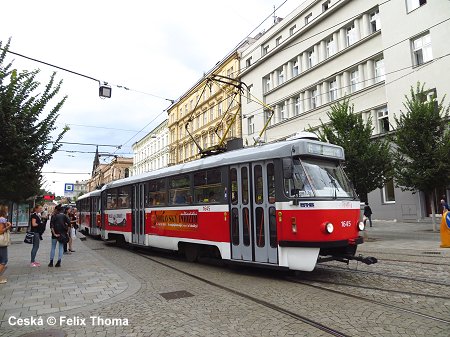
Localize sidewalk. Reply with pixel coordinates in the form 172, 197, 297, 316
0, 228, 140, 337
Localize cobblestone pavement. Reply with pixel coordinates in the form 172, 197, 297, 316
0, 220, 449, 337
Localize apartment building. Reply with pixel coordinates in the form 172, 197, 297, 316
132, 119, 169, 175
167, 46, 249, 165
239, 0, 450, 221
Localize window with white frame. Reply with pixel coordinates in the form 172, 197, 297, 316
210, 106, 214, 121
247, 116, 254, 135
190, 100, 193, 110
382, 179, 395, 203
276, 36, 282, 47
322, 1, 330, 12
370, 9, 380, 33
196, 115, 200, 129
278, 67, 284, 85
246, 57, 252, 68
305, 13, 312, 25
308, 49, 316, 68
294, 97, 300, 115
412, 33, 433, 66
202, 134, 208, 148
210, 133, 215, 145
264, 76, 271, 93
292, 59, 299, 76
218, 102, 222, 115
377, 107, 389, 133
329, 79, 338, 101
247, 84, 253, 103
326, 36, 336, 58
203, 111, 207, 125
346, 23, 357, 46
375, 58, 385, 82
350, 69, 359, 93
311, 89, 317, 109
289, 25, 296, 36
280, 103, 287, 120
406, 0, 426, 13
262, 45, 269, 56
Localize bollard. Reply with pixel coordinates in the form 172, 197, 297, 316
440, 211, 450, 248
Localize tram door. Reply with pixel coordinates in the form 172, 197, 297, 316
230, 165, 252, 261
132, 183, 146, 245
91, 197, 99, 235
252, 161, 278, 264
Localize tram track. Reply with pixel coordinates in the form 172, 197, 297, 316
132, 250, 351, 337
317, 264, 450, 286
285, 278, 450, 325
127, 248, 450, 332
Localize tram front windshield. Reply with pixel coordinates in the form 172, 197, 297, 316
284, 157, 356, 199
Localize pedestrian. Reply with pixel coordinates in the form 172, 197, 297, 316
49, 205, 70, 267
29, 205, 44, 267
63, 207, 71, 254
0, 208, 12, 284
41, 207, 49, 225
440, 195, 449, 214
363, 202, 373, 228
68, 207, 77, 253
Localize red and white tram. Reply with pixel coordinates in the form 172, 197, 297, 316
77, 190, 102, 237
81, 134, 375, 271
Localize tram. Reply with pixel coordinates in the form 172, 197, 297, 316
79, 133, 376, 271
76, 190, 102, 237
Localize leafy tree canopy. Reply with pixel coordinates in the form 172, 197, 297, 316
393, 82, 450, 193
315, 98, 392, 201
0, 39, 68, 202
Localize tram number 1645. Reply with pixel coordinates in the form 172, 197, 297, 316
341, 220, 352, 228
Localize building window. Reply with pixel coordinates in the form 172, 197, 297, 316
190, 100, 193, 110
203, 111, 207, 125
382, 179, 395, 203
262, 45, 269, 56
246, 57, 252, 68
308, 49, 316, 68
329, 79, 338, 101
278, 67, 284, 85
276, 36, 282, 47
326, 36, 336, 58
289, 25, 296, 36
196, 115, 200, 129
210, 106, 214, 121
412, 32, 432, 66
248, 116, 254, 135
377, 107, 389, 133
264, 76, 271, 93
247, 84, 253, 103
350, 69, 359, 93
292, 59, 299, 77
322, 1, 330, 12
370, 9, 380, 33
346, 23, 356, 46
311, 89, 317, 109
375, 58, 385, 82
280, 103, 287, 121
294, 97, 300, 115
218, 102, 222, 115
406, 0, 427, 13
305, 13, 312, 25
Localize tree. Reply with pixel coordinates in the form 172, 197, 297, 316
0, 39, 69, 202
393, 82, 450, 231
316, 98, 392, 202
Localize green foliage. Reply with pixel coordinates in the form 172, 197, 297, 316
0, 39, 68, 202
316, 98, 392, 201
393, 82, 450, 193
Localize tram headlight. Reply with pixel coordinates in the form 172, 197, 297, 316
325, 222, 334, 234
358, 221, 365, 231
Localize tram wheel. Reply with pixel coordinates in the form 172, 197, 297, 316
184, 244, 198, 262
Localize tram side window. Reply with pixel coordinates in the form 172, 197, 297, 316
267, 163, 275, 204
254, 165, 263, 204
230, 168, 238, 205
106, 189, 118, 209
169, 174, 192, 205
118, 186, 131, 208
147, 179, 167, 206
241, 167, 249, 205
194, 169, 223, 203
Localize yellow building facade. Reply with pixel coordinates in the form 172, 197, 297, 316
167, 52, 242, 165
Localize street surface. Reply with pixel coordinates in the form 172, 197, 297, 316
0, 220, 449, 337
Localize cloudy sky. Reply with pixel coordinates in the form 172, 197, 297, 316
1, 0, 302, 196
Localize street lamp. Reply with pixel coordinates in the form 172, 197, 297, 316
99, 82, 112, 98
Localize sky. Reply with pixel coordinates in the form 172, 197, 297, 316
1, 0, 303, 196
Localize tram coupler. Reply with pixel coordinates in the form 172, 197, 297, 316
317, 254, 378, 265
347, 254, 378, 265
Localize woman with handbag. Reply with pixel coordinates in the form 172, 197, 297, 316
49, 205, 70, 267
30, 205, 43, 267
0, 208, 12, 284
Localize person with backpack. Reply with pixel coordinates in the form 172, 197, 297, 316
48, 205, 70, 267
29, 205, 44, 267
363, 202, 373, 228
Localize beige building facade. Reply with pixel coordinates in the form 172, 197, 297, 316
167, 51, 244, 165
87, 156, 133, 192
